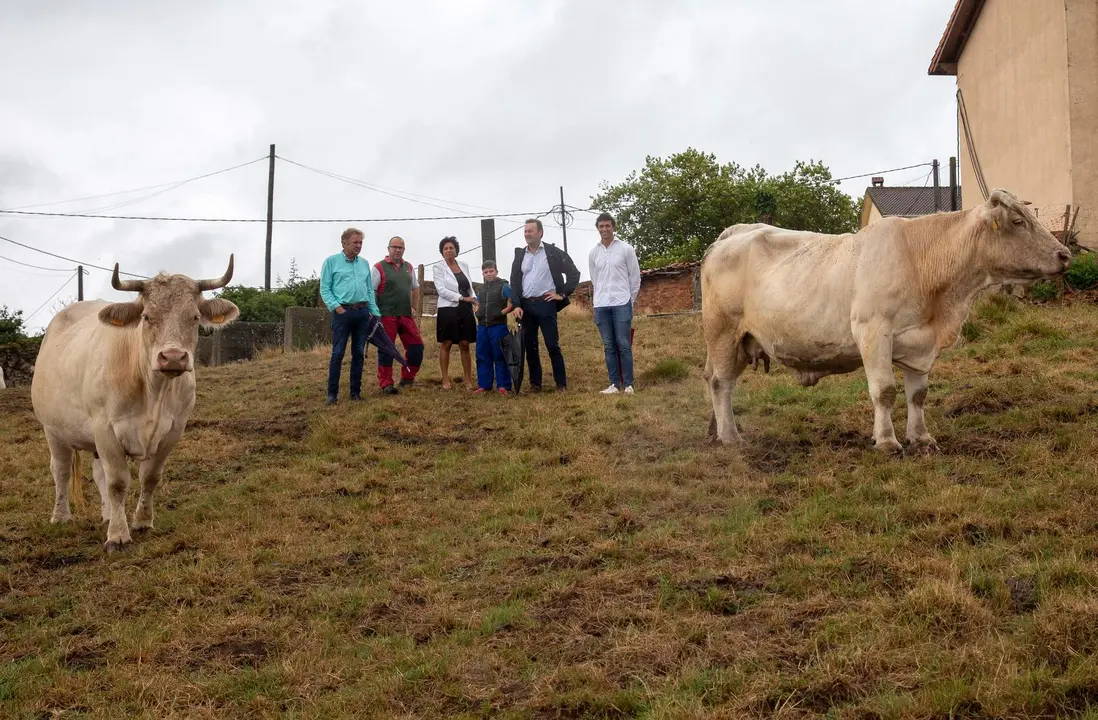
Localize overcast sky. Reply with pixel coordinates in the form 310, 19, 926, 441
0, 0, 961, 332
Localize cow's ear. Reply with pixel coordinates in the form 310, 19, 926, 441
199, 297, 240, 328
98, 301, 143, 328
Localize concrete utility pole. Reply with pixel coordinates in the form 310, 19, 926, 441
932, 159, 941, 212
949, 156, 958, 211
481, 218, 496, 264
77, 265, 83, 301
264, 143, 276, 290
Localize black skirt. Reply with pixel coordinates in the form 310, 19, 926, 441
436, 303, 477, 343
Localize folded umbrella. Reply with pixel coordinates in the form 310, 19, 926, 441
499, 321, 525, 394
364, 313, 410, 369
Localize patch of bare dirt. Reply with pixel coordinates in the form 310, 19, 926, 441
188, 410, 309, 441
59, 638, 114, 671
743, 435, 813, 474
191, 638, 270, 670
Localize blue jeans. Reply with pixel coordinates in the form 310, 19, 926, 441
327, 306, 371, 399
476, 324, 512, 391
522, 299, 566, 389
594, 303, 634, 388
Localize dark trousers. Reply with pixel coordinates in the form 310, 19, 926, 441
327, 306, 370, 399
522, 298, 566, 389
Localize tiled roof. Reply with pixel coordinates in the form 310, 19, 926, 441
640, 261, 700, 277
928, 0, 987, 75
866, 186, 962, 218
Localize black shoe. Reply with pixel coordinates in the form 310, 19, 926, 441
398, 378, 414, 388
350, 394, 363, 401
325, 396, 337, 406
529, 385, 542, 393
382, 385, 399, 395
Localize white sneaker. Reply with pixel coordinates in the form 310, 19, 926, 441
623, 386, 635, 395
600, 384, 620, 394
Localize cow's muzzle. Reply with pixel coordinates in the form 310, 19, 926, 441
157, 349, 191, 375
1056, 249, 1072, 273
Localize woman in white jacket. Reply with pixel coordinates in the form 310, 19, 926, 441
432, 236, 478, 390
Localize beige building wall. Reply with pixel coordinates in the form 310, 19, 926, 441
1066, 0, 1098, 247
859, 197, 884, 228
955, 0, 1072, 212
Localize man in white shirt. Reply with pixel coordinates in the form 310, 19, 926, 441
588, 212, 641, 395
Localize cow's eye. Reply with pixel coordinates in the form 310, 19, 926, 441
1012, 218, 1025, 226
141, 314, 149, 322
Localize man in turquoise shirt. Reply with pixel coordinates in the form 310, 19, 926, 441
320, 227, 381, 405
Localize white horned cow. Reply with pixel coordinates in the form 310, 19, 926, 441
31, 256, 239, 551
700, 189, 1071, 454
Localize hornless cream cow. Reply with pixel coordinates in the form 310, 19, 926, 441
31, 256, 239, 551
701, 190, 1071, 454
0, 366, 5, 389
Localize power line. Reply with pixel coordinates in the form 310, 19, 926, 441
0, 208, 544, 223
0, 156, 269, 212
24, 270, 79, 323
423, 224, 527, 268
0, 253, 74, 272
826, 162, 933, 185
276, 156, 503, 215
0, 234, 148, 278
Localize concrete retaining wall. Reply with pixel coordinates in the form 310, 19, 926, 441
284, 307, 333, 351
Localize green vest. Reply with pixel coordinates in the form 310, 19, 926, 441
374, 259, 414, 317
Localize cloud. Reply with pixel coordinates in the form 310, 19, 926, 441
0, 0, 962, 329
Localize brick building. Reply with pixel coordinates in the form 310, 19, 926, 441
571, 261, 701, 315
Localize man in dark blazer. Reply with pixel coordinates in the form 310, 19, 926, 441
510, 218, 581, 391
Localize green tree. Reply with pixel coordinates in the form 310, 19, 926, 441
0, 306, 27, 344
589, 148, 861, 267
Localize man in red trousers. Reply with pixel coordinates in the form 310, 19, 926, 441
371, 236, 424, 394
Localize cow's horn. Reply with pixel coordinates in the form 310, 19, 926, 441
196, 254, 234, 291
111, 263, 146, 292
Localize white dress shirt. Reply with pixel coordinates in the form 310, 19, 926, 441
431, 259, 473, 309
588, 237, 641, 307
520, 243, 556, 298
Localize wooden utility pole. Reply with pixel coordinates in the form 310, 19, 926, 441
77, 266, 83, 301
559, 186, 568, 255
264, 143, 276, 290
932, 159, 941, 212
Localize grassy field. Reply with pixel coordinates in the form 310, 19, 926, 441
4, 295, 1098, 718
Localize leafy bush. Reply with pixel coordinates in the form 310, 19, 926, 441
213, 258, 321, 323
1028, 281, 1061, 302
1066, 253, 1098, 291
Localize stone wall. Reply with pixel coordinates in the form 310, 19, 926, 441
0, 338, 41, 387
285, 307, 333, 351
205, 322, 283, 366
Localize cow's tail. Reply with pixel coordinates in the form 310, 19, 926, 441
70, 452, 86, 511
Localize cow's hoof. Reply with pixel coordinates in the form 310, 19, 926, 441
907, 437, 938, 455
104, 540, 130, 554
875, 439, 905, 456
50, 513, 72, 525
